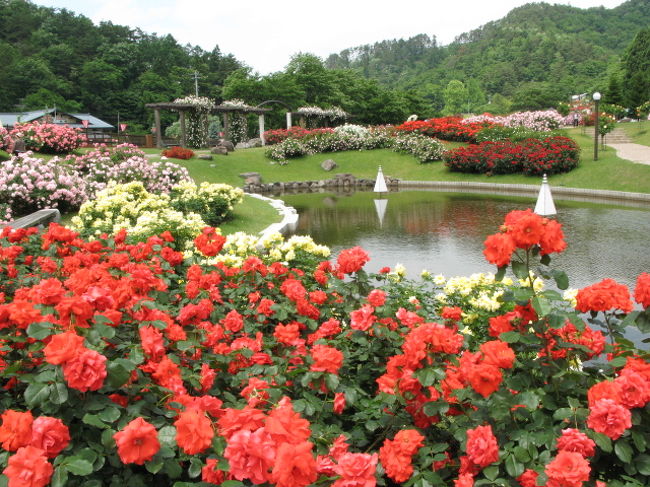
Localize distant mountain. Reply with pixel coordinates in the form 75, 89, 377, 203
325, 0, 650, 112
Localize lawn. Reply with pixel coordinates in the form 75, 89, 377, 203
168, 131, 650, 194
619, 120, 650, 146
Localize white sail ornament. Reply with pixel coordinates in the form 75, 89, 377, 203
534, 173, 557, 216
374, 166, 388, 194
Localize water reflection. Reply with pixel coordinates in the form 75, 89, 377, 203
282, 190, 650, 291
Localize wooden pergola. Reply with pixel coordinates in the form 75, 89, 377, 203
146, 102, 272, 148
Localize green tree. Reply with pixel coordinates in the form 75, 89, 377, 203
443, 80, 468, 115
622, 28, 650, 109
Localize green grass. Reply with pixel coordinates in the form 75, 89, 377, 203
619, 120, 650, 147
169, 132, 650, 194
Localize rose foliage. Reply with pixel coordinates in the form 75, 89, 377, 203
0, 210, 648, 487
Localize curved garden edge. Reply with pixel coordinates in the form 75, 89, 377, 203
245, 193, 300, 241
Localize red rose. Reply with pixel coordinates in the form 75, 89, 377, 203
337, 246, 370, 274
545, 450, 590, 487
113, 417, 160, 465
468, 363, 503, 398
466, 424, 499, 468
270, 441, 317, 487
367, 289, 386, 307
175, 410, 214, 455
333, 452, 378, 487
0, 410, 33, 451
3, 446, 53, 487
483, 233, 515, 267
42, 331, 85, 365
202, 458, 225, 484
517, 469, 539, 487
556, 428, 595, 457
587, 398, 632, 440
310, 345, 344, 375
333, 392, 346, 414
480, 340, 515, 369
30, 417, 70, 458
62, 348, 107, 392
575, 279, 633, 313
635, 272, 650, 307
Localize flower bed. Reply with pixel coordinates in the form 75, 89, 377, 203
463, 110, 565, 132
0, 208, 648, 486
444, 136, 581, 176
394, 117, 494, 143
162, 146, 195, 160
10, 122, 85, 154
263, 127, 335, 145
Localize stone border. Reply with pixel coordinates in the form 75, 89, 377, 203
246, 193, 299, 239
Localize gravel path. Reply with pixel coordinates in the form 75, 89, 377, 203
607, 143, 650, 165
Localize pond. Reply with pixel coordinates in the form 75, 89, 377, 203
281, 190, 650, 290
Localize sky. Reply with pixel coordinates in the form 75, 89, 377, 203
33, 0, 627, 74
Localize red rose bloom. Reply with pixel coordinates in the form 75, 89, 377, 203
587, 398, 632, 440
270, 441, 318, 487
42, 331, 85, 365
480, 340, 515, 369
3, 446, 53, 487
333, 392, 346, 414
454, 473, 475, 487
367, 289, 386, 307
634, 272, 650, 308
468, 363, 503, 398
517, 469, 539, 487
545, 450, 590, 487
614, 370, 650, 409
483, 233, 515, 267
30, 416, 70, 458
337, 246, 370, 274
507, 209, 545, 248
333, 452, 378, 487
575, 279, 633, 313
310, 344, 344, 374
0, 410, 33, 451
556, 428, 595, 457
113, 417, 160, 465
441, 306, 463, 321
224, 427, 276, 484
175, 410, 214, 455
202, 458, 225, 484
62, 348, 107, 392
466, 424, 499, 468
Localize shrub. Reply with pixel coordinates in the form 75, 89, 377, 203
392, 133, 446, 163
0, 209, 648, 487
444, 136, 580, 176
162, 146, 195, 160
395, 116, 493, 142
0, 152, 88, 215
265, 137, 308, 161
463, 110, 565, 132
0, 125, 12, 153
263, 127, 335, 145
10, 122, 85, 154
169, 181, 244, 226
476, 125, 560, 143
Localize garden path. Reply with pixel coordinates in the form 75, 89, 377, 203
607, 142, 650, 165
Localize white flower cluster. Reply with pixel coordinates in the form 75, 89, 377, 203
170, 181, 244, 226
334, 124, 369, 136
392, 134, 446, 163
174, 95, 216, 113
296, 106, 349, 120
220, 99, 255, 110
462, 110, 565, 131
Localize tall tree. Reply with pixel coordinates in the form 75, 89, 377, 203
443, 80, 468, 115
622, 28, 650, 109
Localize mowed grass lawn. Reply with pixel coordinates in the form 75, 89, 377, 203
173, 130, 650, 194
619, 120, 650, 147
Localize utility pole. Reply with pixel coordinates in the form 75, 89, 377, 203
192, 71, 201, 96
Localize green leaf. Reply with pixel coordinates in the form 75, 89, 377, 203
635, 453, 650, 475
27, 322, 54, 340
483, 466, 498, 481
635, 309, 650, 333
164, 458, 183, 479
511, 261, 529, 280
415, 368, 437, 387
495, 266, 506, 282
615, 439, 633, 464
24, 382, 51, 407
101, 429, 116, 448
98, 407, 121, 423
551, 270, 569, 290
82, 414, 108, 429
592, 433, 612, 453
51, 467, 68, 487
500, 331, 521, 343
220, 482, 245, 487
158, 426, 176, 448
632, 431, 647, 452
50, 382, 69, 405
325, 373, 340, 391
532, 296, 552, 317
65, 458, 94, 476
552, 408, 573, 420
188, 458, 203, 478
106, 361, 131, 388
145, 458, 164, 474
505, 454, 524, 478
514, 446, 531, 463
540, 254, 551, 266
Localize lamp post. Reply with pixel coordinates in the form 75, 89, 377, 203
593, 92, 601, 161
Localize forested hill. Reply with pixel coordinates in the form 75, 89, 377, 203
0, 0, 243, 131
325, 0, 650, 112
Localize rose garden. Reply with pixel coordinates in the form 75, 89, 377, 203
0, 99, 649, 487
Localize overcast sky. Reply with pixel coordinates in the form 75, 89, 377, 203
33, 0, 627, 74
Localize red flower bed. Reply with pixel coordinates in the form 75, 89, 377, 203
162, 146, 195, 159
443, 136, 580, 176
394, 117, 496, 143
263, 127, 335, 145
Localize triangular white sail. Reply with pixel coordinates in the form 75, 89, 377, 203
374, 199, 388, 228
374, 166, 388, 193
534, 174, 557, 216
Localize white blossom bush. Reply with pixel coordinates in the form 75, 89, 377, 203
463, 110, 565, 131
0, 152, 87, 215
392, 133, 446, 163
229, 113, 249, 145
169, 181, 244, 226
174, 95, 215, 148
334, 124, 370, 136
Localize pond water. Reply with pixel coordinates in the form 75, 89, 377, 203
281, 190, 650, 290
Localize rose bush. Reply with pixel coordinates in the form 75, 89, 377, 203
10, 122, 85, 154
0, 208, 648, 487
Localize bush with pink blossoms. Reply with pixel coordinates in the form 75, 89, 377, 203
0, 152, 88, 215
463, 110, 565, 132
0, 125, 13, 154
10, 122, 85, 154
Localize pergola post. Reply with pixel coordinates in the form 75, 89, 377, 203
286, 112, 292, 129
154, 108, 162, 148
258, 114, 265, 146
179, 110, 187, 147
223, 112, 230, 142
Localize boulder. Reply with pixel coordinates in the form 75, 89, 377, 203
235, 142, 251, 150
198, 154, 214, 161
248, 138, 263, 148
239, 172, 262, 185
218, 139, 235, 152
210, 146, 228, 155
321, 159, 337, 171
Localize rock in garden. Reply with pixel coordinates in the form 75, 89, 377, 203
321, 159, 337, 171
218, 139, 235, 152
248, 138, 263, 148
198, 155, 213, 160
235, 142, 251, 150
210, 146, 228, 155
239, 172, 261, 185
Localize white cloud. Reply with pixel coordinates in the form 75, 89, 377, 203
34, 0, 628, 74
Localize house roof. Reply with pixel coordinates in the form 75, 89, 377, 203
0, 109, 114, 129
